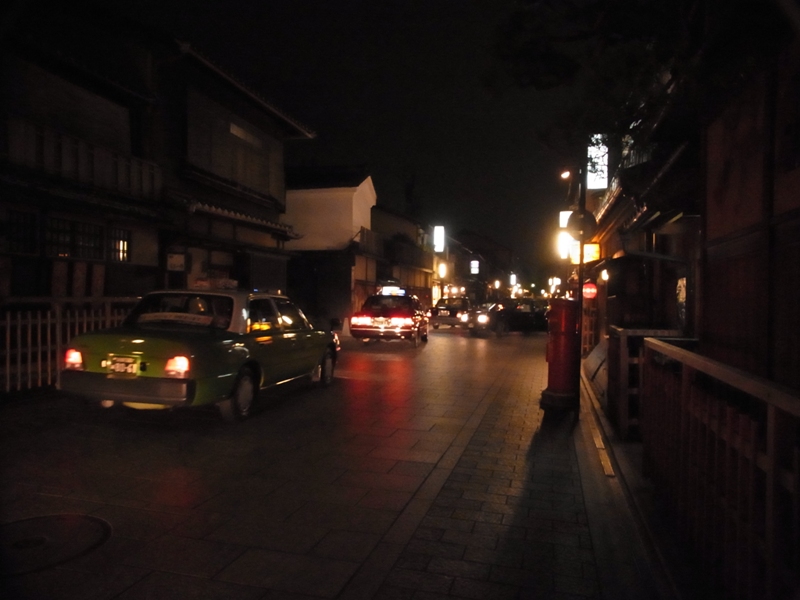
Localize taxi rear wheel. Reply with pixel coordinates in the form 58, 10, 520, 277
219, 368, 255, 422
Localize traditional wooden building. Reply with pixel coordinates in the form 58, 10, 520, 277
0, 3, 313, 303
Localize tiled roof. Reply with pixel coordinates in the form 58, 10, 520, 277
189, 202, 300, 239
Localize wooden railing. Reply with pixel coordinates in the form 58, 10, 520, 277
1, 297, 139, 395
357, 226, 384, 258
607, 326, 683, 440
641, 337, 800, 599
7, 117, 162, 200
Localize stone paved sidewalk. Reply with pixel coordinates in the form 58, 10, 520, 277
375, 371, 601, 600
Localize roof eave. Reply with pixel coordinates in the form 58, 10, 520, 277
176, 41, 316, 141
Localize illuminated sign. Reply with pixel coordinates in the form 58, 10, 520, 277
433, 226, 445, 252
587, 134, 608, 189
470, 260, 479, 274
569, 243, 601, 264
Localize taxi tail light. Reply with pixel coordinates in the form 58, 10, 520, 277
390, 317, 414, 327
351, 315, 372, 326
64, 348, 84, 370
165, 356, 190, 378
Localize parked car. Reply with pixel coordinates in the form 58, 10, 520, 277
430, 296, 473, 329
349, 290, 429, 346
467, 298, 548, 337
59, 290, 341, 422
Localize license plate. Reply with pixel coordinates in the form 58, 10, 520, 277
109, 356, 138, 374
439, 310, 450, 316
374, 318, 388, 326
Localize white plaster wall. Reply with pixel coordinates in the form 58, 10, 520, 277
284, 176, 376, 250
352, 177, 376, 233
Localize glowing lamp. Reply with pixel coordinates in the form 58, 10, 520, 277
569, 242, 600, 265
583, 282, 598, 300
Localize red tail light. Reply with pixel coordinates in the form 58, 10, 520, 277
64, 348, 83, 370
390, 317, 414, 327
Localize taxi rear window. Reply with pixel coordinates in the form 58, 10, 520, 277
127, 294, 234, 329
362, 295, 412, 310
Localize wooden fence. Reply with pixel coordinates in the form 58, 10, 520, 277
641, 337, 800, 599
1, 297, 139, 395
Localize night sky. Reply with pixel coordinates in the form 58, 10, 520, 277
108, 0, 575, 277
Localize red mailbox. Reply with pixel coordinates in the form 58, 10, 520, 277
541, 297, 580, 411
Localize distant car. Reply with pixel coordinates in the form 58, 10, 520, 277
59, 290, 341, 421
467, 298, 548, 337
350, 290, 429, 346
430, 297, 473, 329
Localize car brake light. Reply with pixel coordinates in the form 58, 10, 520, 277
390, 317, 414, 327
351, 315, 372, 326
165, 356, 190, 378
64, 348, 83, 370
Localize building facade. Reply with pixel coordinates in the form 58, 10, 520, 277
0, 4, 312, 304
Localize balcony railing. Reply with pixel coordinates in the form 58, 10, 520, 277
641, 337, 800, 599
7, 117, 162, 200
388, 240, 433, 271
356, 226, 384, 258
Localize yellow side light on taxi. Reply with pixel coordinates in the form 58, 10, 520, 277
64, 348, 83, 370
165, 356, 190, 378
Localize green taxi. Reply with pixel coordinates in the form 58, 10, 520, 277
59, 290, 340, 421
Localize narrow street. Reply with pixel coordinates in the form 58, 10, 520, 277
1, 331, 671, 600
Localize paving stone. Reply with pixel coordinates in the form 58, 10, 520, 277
440, 529, 498, 550
311, 529, 381, 562
462, 546, 525, 569
389, 461, 436, 478
371, 584, 416, 600
420, 515, 475, 533
122, 533, 245, 578
554, 574, 600, 597
404, 539, 466, 559
385, 568, 454, 594
427, 557, 491, 580
358, 488, 414, 511
206, 518, 328, 553
413, 526, 446, 541
450, 577, 518, 600
217, 549, 359, 596
449, 509, 504, 525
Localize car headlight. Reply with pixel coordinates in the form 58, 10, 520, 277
477, 314, 489, 324
164, 356, 190, 378
459, 313, 469, 322
64, 348, 84, 370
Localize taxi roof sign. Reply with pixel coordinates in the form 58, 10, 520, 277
379, 286, 406, 296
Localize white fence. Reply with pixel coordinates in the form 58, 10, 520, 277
1, 298, 139, 394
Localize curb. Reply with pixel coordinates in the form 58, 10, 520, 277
581, 372, 686, 600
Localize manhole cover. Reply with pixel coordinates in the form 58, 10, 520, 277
0, 514, 111, 575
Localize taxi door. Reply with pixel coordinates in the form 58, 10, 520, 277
273, 298, 321, 378
246, 298, 294, 386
